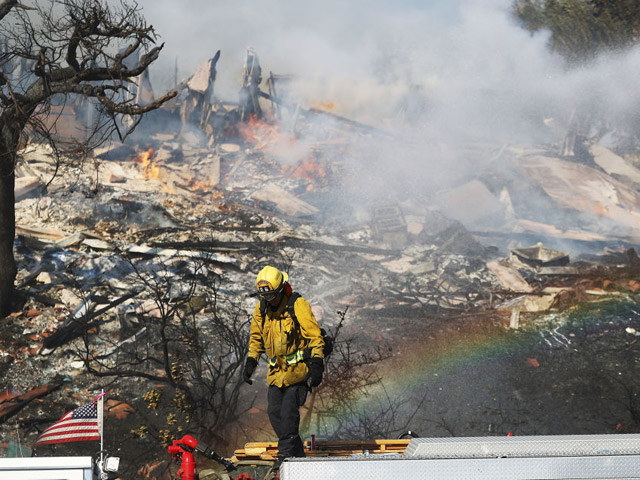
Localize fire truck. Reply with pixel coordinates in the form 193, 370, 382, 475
4, 433, 640, 479
269, 434, 640, 480
213, 433, 640, 480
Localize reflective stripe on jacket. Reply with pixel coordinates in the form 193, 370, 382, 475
248, 293, 324, 387
269, 349, 305, 367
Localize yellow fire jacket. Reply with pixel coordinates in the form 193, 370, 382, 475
248, 293, 324, 387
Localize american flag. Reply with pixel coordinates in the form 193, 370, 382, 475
35, 401, 101, 446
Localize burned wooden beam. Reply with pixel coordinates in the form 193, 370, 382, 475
239, 48, 263, 121
266, 72, 288, 120
278, 237, 399, 255
257, 90, 396, 139
0, 380, 63, 424
227, 201, 315, 225
305, 107, 396, 138
124, 245, 236, 263
150, 237, 398, 256
40, 291, 140, 355
95, 327, 148, 360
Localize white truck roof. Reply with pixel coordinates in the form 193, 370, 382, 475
281, 434, 640, 480
0, 456, 93, 480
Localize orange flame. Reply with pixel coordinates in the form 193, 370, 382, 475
285, 158, 328, 191
188, 179, 214, 193
134, 147, 222, 196
236, 115, 295, 150
134, 148, 176, 194
135, 148, 161, 180
311, 100, 336, 111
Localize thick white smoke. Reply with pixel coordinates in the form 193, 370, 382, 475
131, 0, 640, 246
135, 0, 640, 141
136, 0, 558, 135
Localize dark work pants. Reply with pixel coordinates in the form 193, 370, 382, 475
267, 383, 308, 459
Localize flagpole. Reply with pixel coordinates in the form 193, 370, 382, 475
97, 390, 105, 472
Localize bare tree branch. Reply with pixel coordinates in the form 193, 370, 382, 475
96, 89, 176, 115
0, 0, 17, 21
0, 0, 177, 315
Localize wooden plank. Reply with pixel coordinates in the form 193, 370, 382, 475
250, 183, 319, 217
234, 439, 410, 460
486, 259, 534, 293
241, 439, 409, 450
187, 57, 216, 93
16, 225, 71, 241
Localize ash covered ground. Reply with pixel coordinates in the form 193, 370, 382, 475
2, 122, 640, 479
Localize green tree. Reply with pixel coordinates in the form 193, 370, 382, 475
512, 0, 640, 64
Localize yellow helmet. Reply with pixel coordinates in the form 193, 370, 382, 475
256, 266, 288, 298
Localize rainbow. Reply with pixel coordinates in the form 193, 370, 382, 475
312, 296, 638, 437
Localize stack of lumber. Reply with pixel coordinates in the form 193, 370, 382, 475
233, 439, 410, 461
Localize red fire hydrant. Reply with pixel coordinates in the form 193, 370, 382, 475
168, 434, 236, 480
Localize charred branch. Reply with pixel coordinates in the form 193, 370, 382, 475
0, 0, 17, 20
96, 88, 176, 116
0, 0, 33, 21
1, 0, 173, 120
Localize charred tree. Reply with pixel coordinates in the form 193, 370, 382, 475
0, 0, 176, 316
74, 256, 252, 464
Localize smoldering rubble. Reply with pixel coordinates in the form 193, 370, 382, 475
2, 49, 640, 474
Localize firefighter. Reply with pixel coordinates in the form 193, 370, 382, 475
243, 265, 325, 472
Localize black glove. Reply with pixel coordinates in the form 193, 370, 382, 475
243, 357, 258, 384
307, 357, 324, 388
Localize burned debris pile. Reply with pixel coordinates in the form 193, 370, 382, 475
2, 48, 640, 476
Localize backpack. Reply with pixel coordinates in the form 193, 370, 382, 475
260, 292, 334, 358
